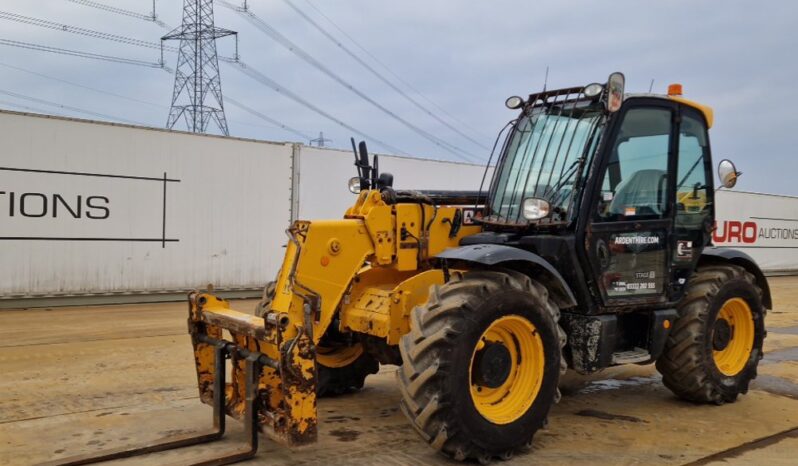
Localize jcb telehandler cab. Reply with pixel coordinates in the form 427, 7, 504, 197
53, 72, 770, 465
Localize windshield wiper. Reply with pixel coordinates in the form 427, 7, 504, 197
544, 158, 583, 204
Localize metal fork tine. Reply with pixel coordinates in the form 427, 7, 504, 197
40, 343, 263, 466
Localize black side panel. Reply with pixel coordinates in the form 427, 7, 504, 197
517, 235, 599, 315
436, 244, 577, 308
460, 232, 513, 245
700, 247, 773, 309
561, 308, 678, 373
648, 309, 679, 362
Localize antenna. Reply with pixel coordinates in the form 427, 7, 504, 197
543, 66, 550, 92
648, 79, 655, 93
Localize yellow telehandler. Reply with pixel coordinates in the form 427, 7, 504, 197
53, 73, 770, 465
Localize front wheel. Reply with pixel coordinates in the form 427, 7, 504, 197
398, 270, 566, 463
656, 264, 766, 404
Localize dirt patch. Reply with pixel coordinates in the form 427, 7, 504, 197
329, 428, 361, 442
575, 409, 646, 423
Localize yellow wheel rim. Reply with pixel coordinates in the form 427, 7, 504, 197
712, 298, 755, 376
316, 343, 363, 368
469, 315, 545, 425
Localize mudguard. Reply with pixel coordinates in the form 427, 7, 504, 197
436, 243, 578, 308
701, 246, 773, 309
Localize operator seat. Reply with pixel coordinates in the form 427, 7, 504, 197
609, 169, 667, 216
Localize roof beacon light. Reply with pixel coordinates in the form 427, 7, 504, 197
668, 83, 683, 96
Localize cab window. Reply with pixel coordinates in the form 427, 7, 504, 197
596, 107, 672, 220
675, 112, 712, 217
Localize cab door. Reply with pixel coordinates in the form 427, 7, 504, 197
585, 100, 677, 306
669, 106, 714, 298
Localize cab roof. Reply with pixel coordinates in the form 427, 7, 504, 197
626, 93, 714, 128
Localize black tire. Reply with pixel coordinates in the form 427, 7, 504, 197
316, 351, 379, 397
656, 264, 766, 404
255, 281, 379, 397
398, 270, 566, 463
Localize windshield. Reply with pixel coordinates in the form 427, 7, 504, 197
487, 99, 605, 224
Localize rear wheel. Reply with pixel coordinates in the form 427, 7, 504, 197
254, 281, 378, 396
398, 270, 566, 462
315, 342, 379, 396
656, 264, 766, 404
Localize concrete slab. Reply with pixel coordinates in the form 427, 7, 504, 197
2, 278, 798, 466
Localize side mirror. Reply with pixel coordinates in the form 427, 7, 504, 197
606, 72, 625, 112
717, 159, 741, 189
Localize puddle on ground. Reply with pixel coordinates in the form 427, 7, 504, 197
762, 346, 798, 364
751, 374, 798, 400
577, 375, 662, 394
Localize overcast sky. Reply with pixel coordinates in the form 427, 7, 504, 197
0, 0, 796, 194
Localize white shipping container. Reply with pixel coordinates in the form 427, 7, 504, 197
0, 111, 491, 304
297, 145, 490, 220
714, 190, 798, 274
0, 110, 293, 299
1, 110, 795, 306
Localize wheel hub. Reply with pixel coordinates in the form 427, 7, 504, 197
712, 298, 755, 376
712, 318, 733, 351
472, 342, 512, 389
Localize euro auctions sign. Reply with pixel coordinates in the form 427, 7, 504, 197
713, 220, 798, 245
714, 190, 798, 273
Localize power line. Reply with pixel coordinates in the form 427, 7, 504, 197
282, 0, 489, 152
0, 61, 313, 138
66, 0, 169, 28
0, 38, 167, 69
0, 11, 164, 50
303, 0, 490, 140
229, 60, 407, 155
0, 88, 146, 125
225, 96, 313, 141
0, 61, 163, 109
0, 11, 240, 65
5, 5, 423, 151
0, 99, 68, 118
220, 0, 481, 163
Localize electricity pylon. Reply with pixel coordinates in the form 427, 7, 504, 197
162, 0, 236, 135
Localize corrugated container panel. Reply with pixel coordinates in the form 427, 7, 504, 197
0, 111, 293, 296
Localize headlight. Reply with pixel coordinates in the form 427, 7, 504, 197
348, 176, 362, 194
522, 198, 550, 220
583, 83, 603, 98
505, 96, 524, 109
